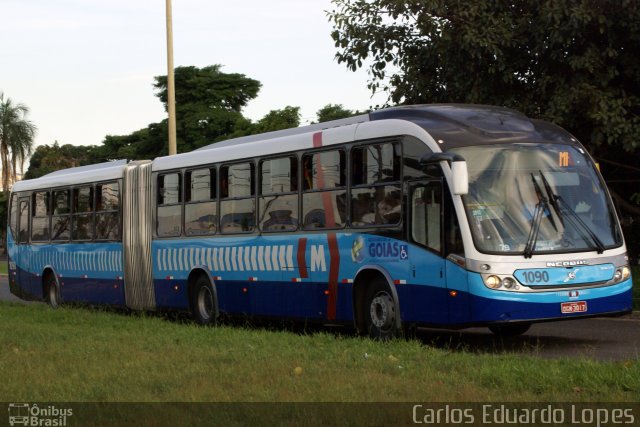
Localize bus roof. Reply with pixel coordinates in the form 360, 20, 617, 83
192, 104, 579, 153
151, 104, 580, 172
368, 104, 579, 149
12, 104, 581, 192
11, 159, 128, 193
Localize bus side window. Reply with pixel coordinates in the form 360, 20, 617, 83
220, 162, 256, 234
445, 191, 464, 257
31, 191, 50, 242
157, 173, 182, 237
301, 150, 346, 229
51, 189, 71, 241
72, 186, 94, 241
350, 142, 401, 226
411, 182, 442, 253
96, 182, 120, 240
18, 199, 29, 244
9, 194, 18, 239
185, 168, 217, 236
259, 156, 298, 232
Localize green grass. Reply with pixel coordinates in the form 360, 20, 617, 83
1, 302, 638, 404
0, 261, 7, 275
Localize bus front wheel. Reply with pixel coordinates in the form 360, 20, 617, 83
190, 275, 217, 326
364, 278, 399, 340
45, 274, 60, 309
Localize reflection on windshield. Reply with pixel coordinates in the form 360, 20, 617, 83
450, 144, 621, 255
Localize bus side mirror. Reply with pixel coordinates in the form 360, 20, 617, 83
451, 160, 468, 196
420, 152, 469, 196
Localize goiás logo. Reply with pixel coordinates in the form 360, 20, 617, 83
352, 236, 409, 263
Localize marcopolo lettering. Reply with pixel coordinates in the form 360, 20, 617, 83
546, 260, 588, 267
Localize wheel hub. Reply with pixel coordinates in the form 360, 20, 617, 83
370, 292, 394, 330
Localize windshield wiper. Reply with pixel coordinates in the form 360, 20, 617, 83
523, 173, 551, 258
539, 170, 564, 228
539, 172, 605, 254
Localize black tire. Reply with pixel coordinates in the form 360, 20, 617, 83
364, 277, 400, 340
488, 323, 531, 337
45, 274, 60, 309
190, 275, 217, 326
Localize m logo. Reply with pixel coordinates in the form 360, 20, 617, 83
310, 245, 327, 272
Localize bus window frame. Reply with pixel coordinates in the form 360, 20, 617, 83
184, 166, 218, 236
71, 185, 95, 242
30, 190, 51, 243
349, 141, 403, 228
17, 197, 30, 245
301, 147, 347, 231
95, 180, 122, 242
156, 171, 183, 238
9, 193, 19, 240
258, 154, 299, 233
51, 188, 71, 242
408, 179, 445, 256
219, 160, 256, 235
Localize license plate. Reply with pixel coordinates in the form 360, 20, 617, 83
561, 301, 587, 314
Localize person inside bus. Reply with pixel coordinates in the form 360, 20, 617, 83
378, 191, 401, 224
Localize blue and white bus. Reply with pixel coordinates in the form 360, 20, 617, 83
7, 104, 633, 338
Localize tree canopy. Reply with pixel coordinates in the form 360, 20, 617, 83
329, 0, 640, 154
315, 104, 362, 123
153, 65, 262, 152
25, 142, 99, 180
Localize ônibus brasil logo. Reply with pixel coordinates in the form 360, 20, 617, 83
8, 403, 73, 427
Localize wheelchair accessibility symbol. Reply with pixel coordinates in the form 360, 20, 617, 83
400, 245, 409, 260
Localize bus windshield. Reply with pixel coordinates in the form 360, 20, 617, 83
450, 143, 622, 255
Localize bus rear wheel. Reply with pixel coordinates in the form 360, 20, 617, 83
364, 278, 399, 340
488, 323, 531, 337
45, 274, 60, 309
190, 275, 216, 326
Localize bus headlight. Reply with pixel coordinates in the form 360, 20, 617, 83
615, 266, 631, 282
484, 275, 502, 289
502, 277, 517, 289
622, 266, 631, 281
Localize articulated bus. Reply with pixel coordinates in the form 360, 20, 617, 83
7, 104, 633, 338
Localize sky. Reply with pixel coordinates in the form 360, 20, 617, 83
1, 0, 386, 151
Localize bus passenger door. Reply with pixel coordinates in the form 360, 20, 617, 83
408, 181, 447, 322
16, 198, 34, 299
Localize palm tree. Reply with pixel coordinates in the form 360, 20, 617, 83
0, 92, 37, 192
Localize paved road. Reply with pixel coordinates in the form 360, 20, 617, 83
415, 318, 640, 361
1, 275, 638, 360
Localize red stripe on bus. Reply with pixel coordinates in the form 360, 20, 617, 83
313, 131, 323, 147
326, 233, 340, 320
311, 132, 337, 227
297, 237, 309, 278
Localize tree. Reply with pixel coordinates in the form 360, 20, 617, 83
253, 106, 301, 133
0, 92, 37, 192
25, 142, 99, 179
329, 1, 640, 151
315, 104, 361, 123
153, 65, 262, 151
329, 0, 640, 215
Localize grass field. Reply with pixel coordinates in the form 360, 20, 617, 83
0, 301, 638, 404
0, 261, 7, 275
